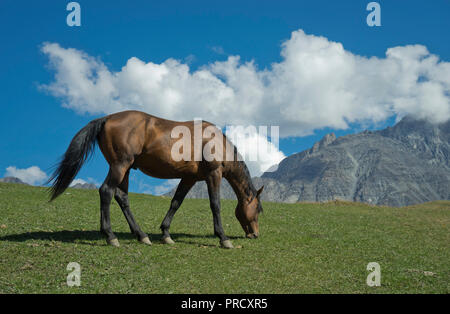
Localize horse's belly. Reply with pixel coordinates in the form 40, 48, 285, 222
134, 155, 200, 179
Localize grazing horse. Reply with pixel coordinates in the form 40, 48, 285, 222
48, 110, 264, 248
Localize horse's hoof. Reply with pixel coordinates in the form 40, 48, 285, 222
246, 233, 255, 239
161, 236, 175, 245
220, 240, 234, 249
107, 238, 120, 247
140, 237, 152, 245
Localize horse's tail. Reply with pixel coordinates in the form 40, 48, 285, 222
47, 117, 107, 201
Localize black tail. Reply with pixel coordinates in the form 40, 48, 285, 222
48, 117, 107, 201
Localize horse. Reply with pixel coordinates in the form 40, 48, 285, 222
48, 110, 264, 249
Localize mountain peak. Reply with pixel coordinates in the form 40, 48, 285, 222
311, 132, 336, 153
382, 115, 450, 137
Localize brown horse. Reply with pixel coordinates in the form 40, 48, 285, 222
48, 110, 264, 248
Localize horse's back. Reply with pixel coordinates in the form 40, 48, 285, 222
99, 110, 212, 179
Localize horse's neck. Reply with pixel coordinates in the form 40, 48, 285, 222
224, 162, 254, 204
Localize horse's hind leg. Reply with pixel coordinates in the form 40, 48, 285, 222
99, 164, 129, 247
114, 170, 151, 245
160, 178, 196, 244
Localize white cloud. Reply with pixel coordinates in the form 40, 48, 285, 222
225, 126, 285, 176
137, 178, 180, 195
70, 178, 87, 186
137, 180, 153, 195
211, 46, 225, 55
86, 177, 100, 187
153, 179, 181, 195
5, 166, 48, 185
41, 29, 450, 138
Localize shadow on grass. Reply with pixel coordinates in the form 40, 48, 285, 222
0, 230, 243, 246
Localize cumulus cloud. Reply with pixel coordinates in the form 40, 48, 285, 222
225, 126, 285, 176
137, 178, 180, 195
70, 178, 87, 186
153, 179, 181, 195
41, 29, 450, 137
5, 166, 48, 185
211, 46, 225, 55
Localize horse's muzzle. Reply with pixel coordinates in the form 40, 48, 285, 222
246, 233, 259, 239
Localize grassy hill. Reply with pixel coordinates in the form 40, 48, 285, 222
0, 182, 448, 293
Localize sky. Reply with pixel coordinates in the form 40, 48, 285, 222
0, 0, 449, 195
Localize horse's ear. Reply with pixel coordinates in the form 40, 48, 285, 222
256, 186, 264, 197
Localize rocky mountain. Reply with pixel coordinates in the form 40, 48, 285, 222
0, 177, 28, 185
166, 117, 449, 207
71, 183, 97, 190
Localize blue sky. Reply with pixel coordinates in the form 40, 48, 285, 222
0, 0, 449, 194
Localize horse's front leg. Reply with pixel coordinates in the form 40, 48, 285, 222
205, 169, 234, 249
160, 178, 196, 244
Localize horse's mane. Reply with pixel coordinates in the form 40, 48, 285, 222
228, 143, 263, 213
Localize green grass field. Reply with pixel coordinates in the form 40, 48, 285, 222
0, 182, 448, 293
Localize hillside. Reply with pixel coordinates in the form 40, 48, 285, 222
0, 182, 449, 293
170, 117, 450, 207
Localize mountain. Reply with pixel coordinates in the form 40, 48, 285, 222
165, 117, 450, 207
0, 177, 98, 190
0, 177, 28, 185
70, 183, 97, 190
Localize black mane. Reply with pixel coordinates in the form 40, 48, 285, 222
233, 149, 263, 213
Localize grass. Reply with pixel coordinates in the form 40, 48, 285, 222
0, 182, 448, 293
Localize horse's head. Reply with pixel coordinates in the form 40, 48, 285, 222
235, 186, 264, 238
